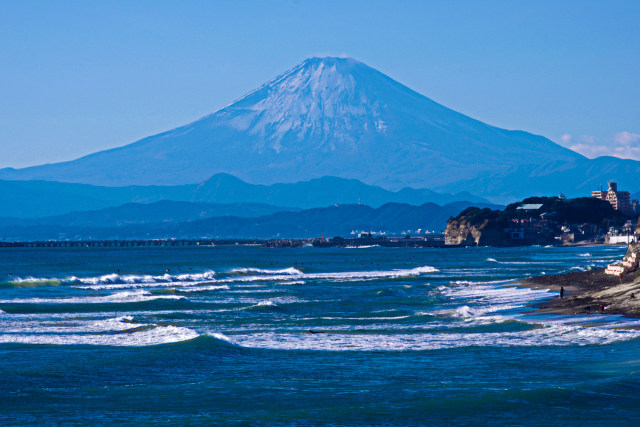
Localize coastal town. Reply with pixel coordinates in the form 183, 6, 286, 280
444, 181, 639, 247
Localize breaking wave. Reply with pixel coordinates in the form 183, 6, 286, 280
231, 267, 303, 275
73, 265, 439, 290
440, 281, 550, 305
221, 325, 640, 351
0, 290, 185, 304
0, 325, 199, 347
7, 271, 217, 288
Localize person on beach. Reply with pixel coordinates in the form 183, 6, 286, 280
560, 286, 565, 299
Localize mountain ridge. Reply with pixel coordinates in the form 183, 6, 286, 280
1, 56, 636, 199
0, 201, 502, 241
0, 174, 489, 218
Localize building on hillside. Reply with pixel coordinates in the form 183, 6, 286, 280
592, 181, 633, 214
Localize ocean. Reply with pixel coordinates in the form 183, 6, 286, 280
1, 244, 639, 425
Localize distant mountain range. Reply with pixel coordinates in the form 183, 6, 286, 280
0, 201, 501, 241
1, 56, 637, 200
0, 200, 298, 228
0, 174, 489, 218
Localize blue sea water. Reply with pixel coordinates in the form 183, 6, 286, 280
1, 245, 639, 425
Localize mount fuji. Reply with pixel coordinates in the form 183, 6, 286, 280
2, 57, 638, 199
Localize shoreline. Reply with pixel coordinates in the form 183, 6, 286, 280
517, 267, 640, 318
0, 237, 449, 249
0, 237, 629, 249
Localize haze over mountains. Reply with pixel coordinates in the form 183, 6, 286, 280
0, 174, 488, 219
2, 57, 637, 200
0, 201, 501, 241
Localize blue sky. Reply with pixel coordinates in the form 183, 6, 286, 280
1, 0, 638, 168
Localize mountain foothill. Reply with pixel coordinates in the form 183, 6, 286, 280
1, 57, 636, 240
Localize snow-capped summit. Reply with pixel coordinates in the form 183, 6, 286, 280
223, 57, 387, 153
1, 56, 638, 198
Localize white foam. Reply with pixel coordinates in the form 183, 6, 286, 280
239, 296, 308, 309
224, 289, 278, 294
321, 315, 411, 321
15, 271, 217, 288
447, 304, 525, 322
441, 281, 550, 306
72, 265, 438, 290
256, 301, 277, 307
7, 276, 64, 285
0, 316, 147, 334
224, 325, 640, 351
231, 267, 303, 275
177, 285, 231, 293
74, 280, 197, 291
229, 265, 438, 281
0, 290, 184, 304
0, 325, 199, 347
300, 265, 438, 281
208, 332, 237, 345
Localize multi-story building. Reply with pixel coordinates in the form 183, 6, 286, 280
592, 181, 632, 214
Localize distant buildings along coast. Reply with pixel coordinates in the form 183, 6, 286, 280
445, 182, 640, 247
592, 181, 636, 215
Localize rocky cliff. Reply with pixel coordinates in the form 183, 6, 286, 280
444, 207, 507, 246
445, 196, 628, 247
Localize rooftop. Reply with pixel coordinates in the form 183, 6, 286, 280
517, 204, 544, 210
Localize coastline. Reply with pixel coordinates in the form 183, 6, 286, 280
518, 267, 640, 318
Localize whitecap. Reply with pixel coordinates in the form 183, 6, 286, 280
177, 285, 231, 293
224, 325, 640, 351
231, 267, 303, 275
0, 316, 147, 334
208, 332, 237, 345
0, 325, 199, 347
0, 290, 184, 304
70, 265, 439, 291
24, 270, 217, 288
440, 281, 550, 306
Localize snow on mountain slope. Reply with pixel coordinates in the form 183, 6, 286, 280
1, 56, 629, 199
